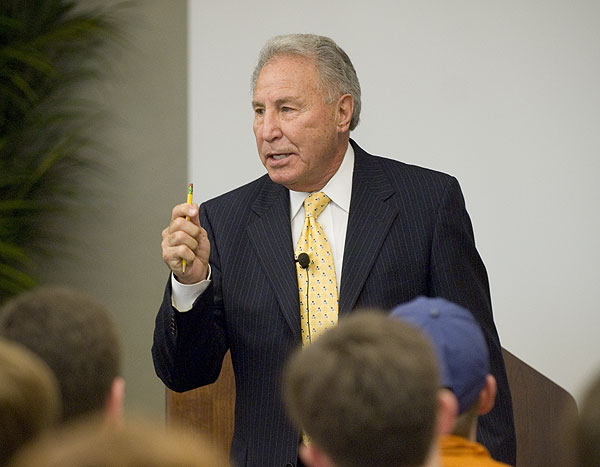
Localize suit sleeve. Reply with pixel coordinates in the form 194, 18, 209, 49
151, 203, 229, 392
429, 176, 517, 466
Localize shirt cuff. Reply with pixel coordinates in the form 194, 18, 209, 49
170, 265, 212, 312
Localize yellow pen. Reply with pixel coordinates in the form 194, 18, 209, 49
182, 183, 193, 273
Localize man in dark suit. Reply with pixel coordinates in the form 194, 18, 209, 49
153, 34, 515, 467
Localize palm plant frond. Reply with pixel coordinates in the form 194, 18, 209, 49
0, 0, 128, 304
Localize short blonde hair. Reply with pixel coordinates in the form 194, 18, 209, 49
0, 338, 61, 465
9, 416, 229, 467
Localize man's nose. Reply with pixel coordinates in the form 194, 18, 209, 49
261, 110, 282, 142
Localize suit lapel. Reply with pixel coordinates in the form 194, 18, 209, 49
339, 142, 398, 314
246, 180, 301, 340
245, 142, 398, 335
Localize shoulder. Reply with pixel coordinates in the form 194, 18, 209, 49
351, 139, 460, 197
201, 174, 272, 211
198, 173, 289, 231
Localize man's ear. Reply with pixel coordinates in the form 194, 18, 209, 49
299, 442, 336, 467
437, 388, 459, 436
105, 376, 125, 425
335, 94, 354, 133
477, 375, 497, 416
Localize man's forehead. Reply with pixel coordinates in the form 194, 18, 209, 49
252, 56, 322, 102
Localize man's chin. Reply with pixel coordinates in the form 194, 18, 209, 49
268, 170, 294, 190
266, 167, 297, 189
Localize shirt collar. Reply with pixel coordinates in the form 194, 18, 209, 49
290, 143, 354, 219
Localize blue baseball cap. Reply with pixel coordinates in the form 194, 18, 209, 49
390, 296, 489, 414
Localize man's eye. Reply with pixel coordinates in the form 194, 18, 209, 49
281, 107, 294, 113
254, 108, 264, 116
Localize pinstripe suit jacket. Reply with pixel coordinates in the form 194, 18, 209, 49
152, 140, 516, 467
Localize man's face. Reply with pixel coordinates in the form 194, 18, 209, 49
252, 54, 347, 192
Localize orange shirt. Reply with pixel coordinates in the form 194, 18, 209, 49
441, 435, 513, 467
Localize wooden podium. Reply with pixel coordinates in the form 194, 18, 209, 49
501, 348, 578, 467
166, 348, 578, 466
165, 351, 235, 455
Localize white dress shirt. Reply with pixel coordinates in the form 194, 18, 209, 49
171, 143, 355, 311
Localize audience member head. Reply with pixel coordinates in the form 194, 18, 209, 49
0, 338, 61, 466
251, 33, 361, 131
575, 371, 600, 467
0, 286, 123, 423
391, 296, 496, 440
8, 416, 229, 467
283, 310, 455, 467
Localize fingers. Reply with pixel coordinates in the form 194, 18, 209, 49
164, 228, 199, 255
162, 229, 199, 273
171, 203, 199, 225
162, 204, 210, 283
162, 220, 200, 260
167, 203, 200, 236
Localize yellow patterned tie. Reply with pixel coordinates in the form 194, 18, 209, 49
295, 192, 339, 347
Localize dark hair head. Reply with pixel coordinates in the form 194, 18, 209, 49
283, 310, 440, 467
0, 286, 121, 422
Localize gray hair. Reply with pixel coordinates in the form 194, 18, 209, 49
251, 34, 362, 131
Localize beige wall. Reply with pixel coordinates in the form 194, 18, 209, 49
39, 1, 187, 420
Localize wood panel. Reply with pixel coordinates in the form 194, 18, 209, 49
165, 351, 235, 457
502, 348, 578, 467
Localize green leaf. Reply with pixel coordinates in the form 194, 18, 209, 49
0, 240, 28, 263
1, 44, 56, 68
0, 0, 129, 303
0, 200, 45, 211
0, 262, 37, 301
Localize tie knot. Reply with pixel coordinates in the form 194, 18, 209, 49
304, 192, 331, 219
